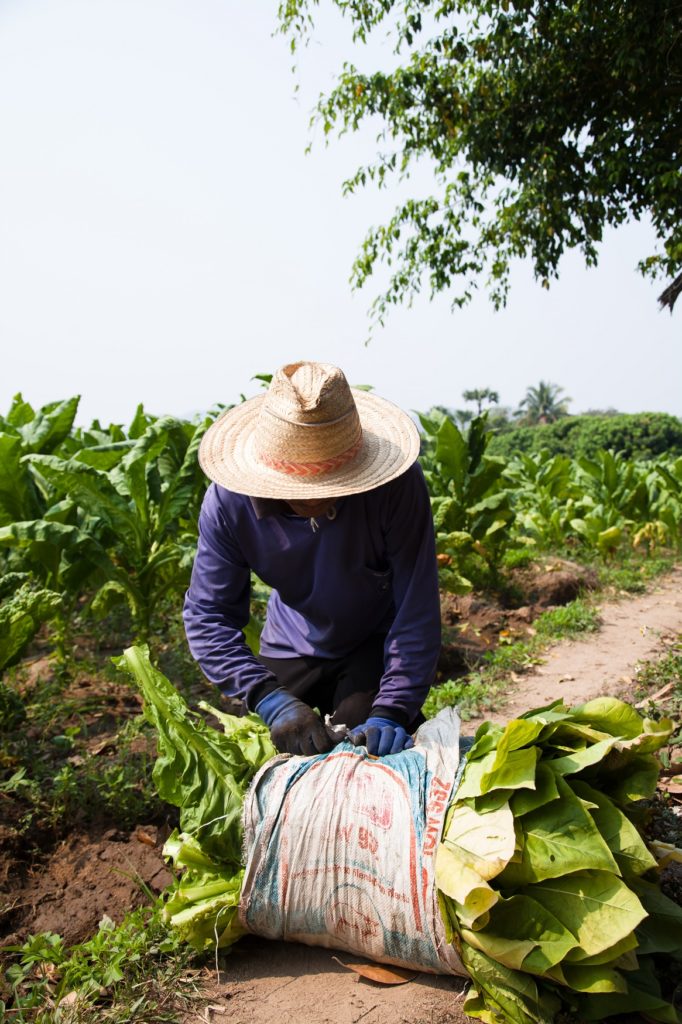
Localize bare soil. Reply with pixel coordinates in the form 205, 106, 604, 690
436, 557, 599, 678
0, 826, 174, 950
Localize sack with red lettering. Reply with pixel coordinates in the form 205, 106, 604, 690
238, 708, 467, 976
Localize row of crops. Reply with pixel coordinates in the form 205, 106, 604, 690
1, 394, 682, 675
420, 411, 682, 594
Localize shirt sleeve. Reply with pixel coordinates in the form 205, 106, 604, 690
371, 462, 441, 725
182, 485, 278, 707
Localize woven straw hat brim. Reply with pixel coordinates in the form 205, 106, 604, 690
198, 389, 420, 499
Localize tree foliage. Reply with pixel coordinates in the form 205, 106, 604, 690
278, 1, 682, 324
488, 412, 682, 460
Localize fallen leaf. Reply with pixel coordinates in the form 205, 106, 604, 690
658, 779, 682, 796
649, 840, 682, 867
135, 828, 156, 847
332, 957, 417, 985
634, 680, 676, 709
91, 737, 116, 756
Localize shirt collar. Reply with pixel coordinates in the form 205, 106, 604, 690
249, 496, 345, 520
249, 496, 291, 519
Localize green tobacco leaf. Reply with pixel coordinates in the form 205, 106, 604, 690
435, 845, 499, 928
442, 802, 515, 880
489, 719, 546, 770
116, 645, 275, 868
0, 584, 62, 671
162, 831, 245, 951
548, 736, 619, 776
0, 518, 122, 595
471, 789, 514, 813
463, 894, 578, 974
542, 721, 615, 748
510, 763, 559, 817
111, 417, 178, 528
156, 417, 210, 533
573, 956, 679, 1022
601, 753, 661, 805
518, 700, 569, 722
0, 434, 41, 525
615, 717, 675, 754
481, 746, 540, 794
5, 393, 35, 428
461, 943, 561, 1024
564, 930, 640, 966
461, 986, 499, 1024
461, 927, 535, 973
499, 774, 618, 886
571, 780, 657, 877
89, 580, 130, 620
569, 698, 644, 739
549, 963, 628, 994
525, 870, 647, 958
28, 455, 144, 554
457, 747, 538, 799
629, 876, 682, 955
466, 721, 506, 761
435, 417, 469, 494
18, 396, 80, 454
128, 403, 152, 439
0, 573, 30, 600
75, 441, 133, 471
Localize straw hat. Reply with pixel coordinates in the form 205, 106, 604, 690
198, 361, 420, 499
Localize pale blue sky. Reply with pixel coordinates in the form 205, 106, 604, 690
1, 0, 679, 427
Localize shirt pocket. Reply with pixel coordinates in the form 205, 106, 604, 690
364, 565, 393, 595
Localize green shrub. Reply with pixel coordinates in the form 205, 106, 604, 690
488, 413, 682, 460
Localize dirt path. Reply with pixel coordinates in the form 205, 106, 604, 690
185, 568, 682, 1024
470, 564, 682, 727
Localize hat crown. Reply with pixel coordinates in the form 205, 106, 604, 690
253, 361, 363, 473
266, 362, 353, 424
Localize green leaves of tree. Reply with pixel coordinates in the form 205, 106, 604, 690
278, 1, 682, 324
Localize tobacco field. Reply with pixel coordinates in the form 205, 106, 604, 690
1, 393, 681, 1024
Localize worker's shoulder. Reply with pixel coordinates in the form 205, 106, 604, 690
375, 459, 426, 497
201, 482, 253, 522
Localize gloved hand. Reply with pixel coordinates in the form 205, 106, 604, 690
255, 688, 333, 757
347, 716, 414, 757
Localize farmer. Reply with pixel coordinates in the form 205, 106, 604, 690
183, 361, 441, 758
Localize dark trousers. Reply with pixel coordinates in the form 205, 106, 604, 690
258, 633, 385, 730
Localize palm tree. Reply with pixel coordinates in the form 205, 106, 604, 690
516, 381, 571, 425
462, 388, 500, 415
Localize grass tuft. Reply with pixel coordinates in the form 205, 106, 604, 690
2, 902, 204, 1024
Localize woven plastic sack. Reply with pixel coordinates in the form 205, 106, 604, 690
239, 708, 467, 976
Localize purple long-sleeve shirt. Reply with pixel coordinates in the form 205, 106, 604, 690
183, 462, 441, 724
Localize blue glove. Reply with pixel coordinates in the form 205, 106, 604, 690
347, 716, 414, 756
256, 688, 333, 757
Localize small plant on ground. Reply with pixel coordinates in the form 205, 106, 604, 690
2, 902, 202, 1023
